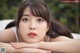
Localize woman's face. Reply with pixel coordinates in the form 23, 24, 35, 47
19, 7, 49, 43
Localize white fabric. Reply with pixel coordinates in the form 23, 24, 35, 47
0, 20, 13, 30
12, 27, 19, 42
0, 20, 19, 42
72, 33, 80, 39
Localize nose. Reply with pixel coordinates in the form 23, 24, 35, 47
29, 21, 36, 30
30, 28, 35, 30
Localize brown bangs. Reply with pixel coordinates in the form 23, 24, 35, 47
29, 1, 50, 23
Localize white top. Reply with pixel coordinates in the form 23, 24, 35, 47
0, 20, 13, 30
12, 27, 19, 42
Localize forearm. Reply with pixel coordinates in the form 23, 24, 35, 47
39, 40, 80, 53
0, 42, 50, 53
0, 42, 20, 53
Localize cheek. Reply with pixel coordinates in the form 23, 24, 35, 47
39, 23, 48, 32
19, 22, 28, 36
38, 24, 48, 37
19, 22, 29, 31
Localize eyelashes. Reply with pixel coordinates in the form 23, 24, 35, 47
22, 18, 28, 22
21, 17, 45, 23
37, 19, 44, 22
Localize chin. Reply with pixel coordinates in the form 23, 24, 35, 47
25, 40, 40, 43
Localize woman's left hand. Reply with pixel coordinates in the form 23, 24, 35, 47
10, 42, 51, 53
10, 42, 40, 49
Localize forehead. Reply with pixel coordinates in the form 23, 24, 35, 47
23, 7, 31, 14
20, 4, 48, 21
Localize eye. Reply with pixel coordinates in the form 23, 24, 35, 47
22, 18, 28, 22
37, 19, 44, 22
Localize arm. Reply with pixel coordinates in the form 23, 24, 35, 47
0, 28, 18, 52
0, 42, 51, 53
0, 42, 18, 52
0, 28, 16, 42
39, 40, 80, 53
10, 36, 80, 53
40, 36, 80, 53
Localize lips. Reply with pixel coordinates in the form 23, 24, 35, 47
28, 32, 37, 38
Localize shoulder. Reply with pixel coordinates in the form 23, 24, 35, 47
0, 27, 16, 42
50, 36, 73, 42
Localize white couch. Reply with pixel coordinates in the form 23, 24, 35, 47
72, 33, 80, 39
0, 20, 80, 39
0, 20, 13, 30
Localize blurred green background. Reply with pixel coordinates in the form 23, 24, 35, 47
0, 0, 80, 33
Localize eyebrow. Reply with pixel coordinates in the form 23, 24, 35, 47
22, 14, 30, 17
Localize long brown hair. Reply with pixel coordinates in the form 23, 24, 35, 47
47, 19, 73, 38
5, 0, 73, 39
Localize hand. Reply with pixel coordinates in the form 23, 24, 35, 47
10, 42, 51, 53
10, 42, 39, 49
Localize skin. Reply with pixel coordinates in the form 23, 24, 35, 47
0, 42, 51, 53
0, 7, 50, 53
10, 40, 80, 53
18, 7, 49, 43
0, 3, 80, 53
10, 7, 80, 53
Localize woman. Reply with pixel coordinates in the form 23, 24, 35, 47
0, 0, 80, 53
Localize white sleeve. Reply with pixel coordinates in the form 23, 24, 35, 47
12, 27, 19, 42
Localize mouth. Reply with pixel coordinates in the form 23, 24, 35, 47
28, 32, 37, 38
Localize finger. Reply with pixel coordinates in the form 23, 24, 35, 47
10, 42, 18, 46
10, 42, 23, 49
